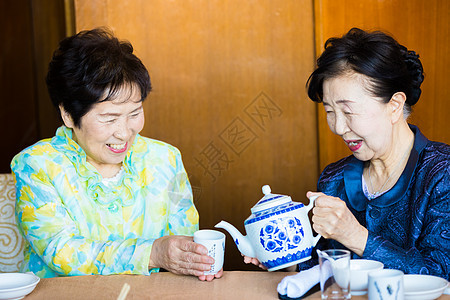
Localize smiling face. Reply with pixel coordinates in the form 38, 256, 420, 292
322, 72, 395, 162
61, 85, 145, 176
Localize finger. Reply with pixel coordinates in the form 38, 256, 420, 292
243, 256, 252, 264
313, 205, 347, 222
205, 274, 215, 282
314, 196, 333, 208
181, 239, 209, 255
259, 263, 268, 270
187, 257, 215, 277
312, 223, 328, 238
182, 265, 209, 277
183, 260, 214, 274
312, 211, 337, 229
198, 274, 206, 281
306, 191, 325, 200
182, 251, 215, 265
315, 195, 346, 208
251, 258, 261, 266
167, 252, 213, 276
313, 206, 339, 217
215, 268, 224, 279
312, 220, 333, 239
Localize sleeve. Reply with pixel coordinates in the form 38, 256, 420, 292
166, 148, 199, 236
362, 167, 450, 280
13, 153, 153, 276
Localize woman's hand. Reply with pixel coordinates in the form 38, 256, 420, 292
198, 268, 224, 282
149, 235, 223, 280
307, 191, 368, 256
242, 255, 267, 270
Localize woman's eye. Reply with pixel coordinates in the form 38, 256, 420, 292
105, 119, 116, 123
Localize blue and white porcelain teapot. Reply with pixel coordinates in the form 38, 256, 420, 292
215, 185, 321, 271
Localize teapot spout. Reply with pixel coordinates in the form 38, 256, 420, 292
215, 220, 256, 258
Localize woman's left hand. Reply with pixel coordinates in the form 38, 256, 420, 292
307, 191, 368, 256
149, 235, 223, 280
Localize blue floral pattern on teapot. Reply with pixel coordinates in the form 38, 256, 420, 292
260, 217, 304, 253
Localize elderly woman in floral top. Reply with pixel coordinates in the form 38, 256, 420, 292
11, 28, 220, 281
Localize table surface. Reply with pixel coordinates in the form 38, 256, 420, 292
25, 271, 450, 300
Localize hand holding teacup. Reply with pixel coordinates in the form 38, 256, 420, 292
148, 235, 222, 281
194, 230, 226, 281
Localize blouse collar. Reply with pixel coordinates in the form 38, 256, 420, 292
51, 125, 140, 206
344, 124, 428, 211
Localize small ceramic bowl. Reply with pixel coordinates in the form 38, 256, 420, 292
0, 272, 40, 300
404, 274, 448, 300
350, 259, 384, 295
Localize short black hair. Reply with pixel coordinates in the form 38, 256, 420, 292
307, 28, 424, 114
46, 27, 152, 127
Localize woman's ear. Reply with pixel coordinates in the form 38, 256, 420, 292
59, 105, 75, 128
388, 92, 406, 123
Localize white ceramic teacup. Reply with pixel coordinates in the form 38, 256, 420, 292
368, 269, 404, 300
193, 229, 225, 275
350, 259, 384, 295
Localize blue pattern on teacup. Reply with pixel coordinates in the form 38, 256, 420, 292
259, 217, 304, 253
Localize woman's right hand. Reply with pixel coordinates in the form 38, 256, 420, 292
242, 255, 267, 270
149, 235, 215, 277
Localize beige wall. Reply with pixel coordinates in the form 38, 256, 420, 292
74, 0, 318, 270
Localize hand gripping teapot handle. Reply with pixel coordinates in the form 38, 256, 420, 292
306, 195, 322, 246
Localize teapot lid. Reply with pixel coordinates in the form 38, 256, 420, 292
251, 185, 292, 214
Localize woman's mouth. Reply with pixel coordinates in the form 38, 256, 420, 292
345, 140, 362, 152
107, 143, 127, 153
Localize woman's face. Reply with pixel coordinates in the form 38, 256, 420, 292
322, 73, 393, 162
64, 85, 145, 172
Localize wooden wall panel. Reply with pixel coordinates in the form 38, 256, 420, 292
0, 0, 39, 173
314, 0, 450, 171
0, 0, 68, 173
31, 0, 69, 138
74, 0, 317, 270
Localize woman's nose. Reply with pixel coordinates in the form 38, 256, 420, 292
334, 114, 348, 136
114, 119, 132, 140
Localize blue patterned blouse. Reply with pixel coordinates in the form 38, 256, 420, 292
300, 125, 449, 280
11, 126, 199, 278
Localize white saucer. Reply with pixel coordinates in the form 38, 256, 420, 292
0, 273, 40, 300
404, 274, 448, 300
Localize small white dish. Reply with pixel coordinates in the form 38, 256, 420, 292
350, 259, 384, 295
404, 274, 448, 300
0, 273, 40, 300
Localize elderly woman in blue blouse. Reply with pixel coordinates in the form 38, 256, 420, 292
11, 28, 221, 281
246, 28, 449, 279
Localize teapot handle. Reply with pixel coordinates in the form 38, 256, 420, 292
305, 195, 318, 212
306, 195, 322, 246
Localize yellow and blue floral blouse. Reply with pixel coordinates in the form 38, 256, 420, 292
11, 126, 198, 278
